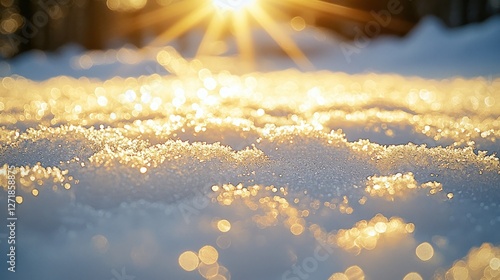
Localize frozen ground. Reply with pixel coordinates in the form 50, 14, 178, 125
1, 16, 500, 280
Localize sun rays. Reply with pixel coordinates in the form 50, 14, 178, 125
122, 0, 393, 70
212, 0, 257, 11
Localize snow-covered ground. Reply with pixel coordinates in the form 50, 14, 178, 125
1, 16, 500, 280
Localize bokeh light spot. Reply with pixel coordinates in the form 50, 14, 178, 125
403, 272, 423, 280
199, 245, 219, 265
291, 16, 306, 31
217, 219, 231, 232
179, 251, 199, 272
416, 242, 434, 261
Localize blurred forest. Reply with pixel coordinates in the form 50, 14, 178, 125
0, 0, 499, 59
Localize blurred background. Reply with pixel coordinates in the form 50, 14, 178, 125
1, 0, 499, 59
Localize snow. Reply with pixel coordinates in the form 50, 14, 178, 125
2, 16, 500, 80
1, 15, 500, 280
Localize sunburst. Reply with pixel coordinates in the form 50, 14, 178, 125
121, 0, 410, 70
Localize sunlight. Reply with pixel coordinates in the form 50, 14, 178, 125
232, 10, 255, 66
212, 0, 257, 12
196, 12, 227, 57
134, 0, 410, 70
124, 0, 202, 34
150, 2, 213, 48
248, 4, 313, 69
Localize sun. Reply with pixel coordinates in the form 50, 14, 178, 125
121, 0, 412, 71
212, 0, 257, 12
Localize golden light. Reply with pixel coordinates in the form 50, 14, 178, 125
365, 173, 443, 201
344, 265, 365, 280
491, 258, 500, 270
335, 214, 414, 254
328, 273, 348, 280
198, 245, 219, 265
290, 223, 304, 235
416, 242, 434, 261
403, 272, 423, 280
127, 0, 340, 68
212, 0, 257, 12
290, 16, 306, 31
329, 266, 366, 280
2, 71, 499, 280
107, 0, 147, 11
179, 251, 200, 271
440, 243, 500, 279
217, 219, 231, 232
15, 195, 23, 204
